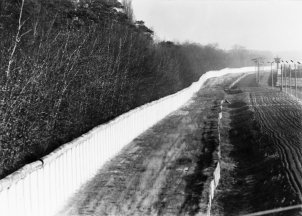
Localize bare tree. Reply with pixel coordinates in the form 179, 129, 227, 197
6, 0, 26, 80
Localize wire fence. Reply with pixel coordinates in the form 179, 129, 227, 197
275, 64, 302, 100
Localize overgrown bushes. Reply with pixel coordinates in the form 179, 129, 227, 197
0, 0, 272, 178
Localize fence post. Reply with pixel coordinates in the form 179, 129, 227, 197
285, 65, 287, 93
297, 65, 301, 100
290, 66, 292, 95
295, 64, 297, 97
281, 65, 283, 91
271, 63, 273, 87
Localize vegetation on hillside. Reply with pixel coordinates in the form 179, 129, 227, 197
0, 0, 272, 178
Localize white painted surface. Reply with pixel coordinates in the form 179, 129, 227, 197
0, 66, 269, 216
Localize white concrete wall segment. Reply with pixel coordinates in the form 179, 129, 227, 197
0, 66, 265, 216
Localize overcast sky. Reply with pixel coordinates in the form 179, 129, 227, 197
132, 0, 302, 54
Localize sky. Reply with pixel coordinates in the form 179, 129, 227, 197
131, 0, 302, 56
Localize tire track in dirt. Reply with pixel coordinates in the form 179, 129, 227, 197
251, 95, 300, 197
251, 90, 302, 202
249, 90, 302, 209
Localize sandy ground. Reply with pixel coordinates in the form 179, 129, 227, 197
57, 73, 242, 216
212, 73, 302, 216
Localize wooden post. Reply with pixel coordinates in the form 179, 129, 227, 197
298, 62, 302, 99
281, 64, 283, 91
286, 65, 288, 93
256, 65, 258, 83
274, 57, 281, 91
297, 65, 301, 100
290, 66, 292, 95
258, 62, 260, 83
295, 64, 297, 97
255, 65, 257, 82
271, 63, 273, 87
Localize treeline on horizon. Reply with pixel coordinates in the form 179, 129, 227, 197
0, 0, 272, 178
